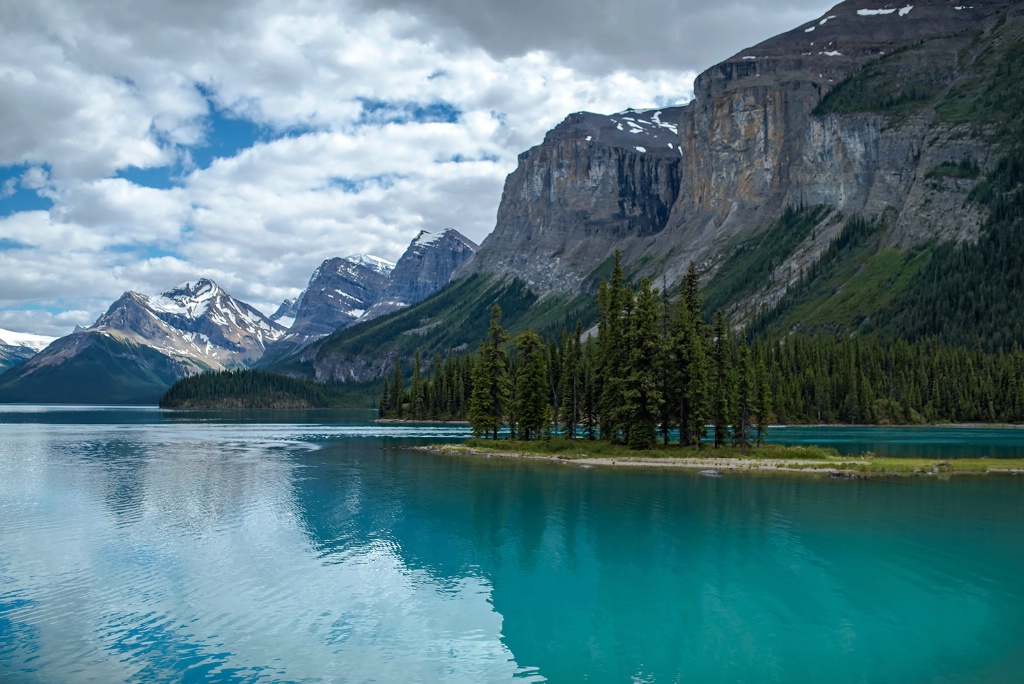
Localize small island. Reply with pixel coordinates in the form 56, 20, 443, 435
418, 438, 1024, 478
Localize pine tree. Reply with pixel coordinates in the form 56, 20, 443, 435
733, 341, 753, 452
598, 251, 629, 442
711, 311, 731, 448
513, 330, 550, 441
469, 304, 511, 439
754, 354, 771, 447
411, 350, 425, 420
559, 321, 582, 438
622, 280, 664, 449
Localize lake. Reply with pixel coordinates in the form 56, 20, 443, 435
1, 406, 1022, 682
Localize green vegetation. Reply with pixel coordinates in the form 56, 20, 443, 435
873, 147, 1024, 352
159, 369, 374, 408
461, 437, 840, 461
926, 158, 981, 180
442, 439, 1024, 477
702, 205, 831, 317
0, 334, 189, 405
813, 42, 953, 119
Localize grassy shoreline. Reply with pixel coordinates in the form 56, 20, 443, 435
414, 438, 1024, 478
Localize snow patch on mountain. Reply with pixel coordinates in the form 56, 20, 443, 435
0, 328, 56, 352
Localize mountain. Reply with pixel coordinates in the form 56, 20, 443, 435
0, 279, 285, 404
259, 254, 394, 363
466, 0, 1019, 305
271, 0, 1024, 384
0, 327, 56, 373
270, 297, 299, 328
364, 229, 478, 319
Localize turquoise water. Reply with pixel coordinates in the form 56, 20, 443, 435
1, 407, 1022, 682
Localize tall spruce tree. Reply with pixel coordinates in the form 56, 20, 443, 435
623, 279, 664, 449
469, 305, 511, 439
559, 321, 582, 437
513, 330, 550, 441
411, 350, 425, 420
733, 341, 753, 452
598, 251, 628, 443
711, 311, 731, 448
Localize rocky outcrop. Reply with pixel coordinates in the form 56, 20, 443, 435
655, 0, 1014, 285
459, 107, 686, 291
364, 229, 477, 319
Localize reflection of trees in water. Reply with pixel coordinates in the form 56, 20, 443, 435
289, 446, 1024, 682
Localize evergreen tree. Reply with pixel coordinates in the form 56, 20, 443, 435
469, 305, 511, 439
559, 321, 582, 438
598, 251, 629, 442
733, 341, 753, 452
754, 354, 771, 446
622, 279, 664, 449
711, 311, 731, 448
513, 330, 550, 440
411, 350, 425, 420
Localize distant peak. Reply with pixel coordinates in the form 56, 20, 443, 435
165, 278, 219, 298
411, 228, 478, 251
345, 253, 396, 274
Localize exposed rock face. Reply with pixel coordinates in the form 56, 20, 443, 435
364, 229, 477, 319
659, 0, 1014, 279
459, 107, 685, 291
288, 255, 393, 339
463, 0, 1018, 303
262, 255, 394, 361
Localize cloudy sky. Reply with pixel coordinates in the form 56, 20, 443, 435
0, 0, 832, 337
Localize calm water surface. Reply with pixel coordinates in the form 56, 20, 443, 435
1, 406, 1022, 682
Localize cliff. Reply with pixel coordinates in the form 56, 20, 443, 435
461, 0, 1019, 316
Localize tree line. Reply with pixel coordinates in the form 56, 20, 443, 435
382, 252, 1024, 448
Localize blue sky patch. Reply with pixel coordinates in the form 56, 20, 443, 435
0, 164, 54, 216
357, 98, 461, 126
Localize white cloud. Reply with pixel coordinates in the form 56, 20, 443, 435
0, 0, 830, 336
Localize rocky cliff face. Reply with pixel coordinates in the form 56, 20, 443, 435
288, 255, 393, 339
463, 0, 1018, 308
364, 229, 477, 319
459, 107, 685, 291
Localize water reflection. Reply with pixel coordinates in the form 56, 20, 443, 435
1, 409, 1023, 683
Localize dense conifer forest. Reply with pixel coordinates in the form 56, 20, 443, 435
160, 369, 372, 408
381, 254, 1024, 449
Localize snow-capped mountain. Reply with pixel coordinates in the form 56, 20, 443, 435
259, 254, 393, 363
363, 229, 477, 320
289, 254, 394, 337
0, 279, 286, 403
89, 278, 286, 369
0, 328, 56, 351
0, 327, 57, 373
